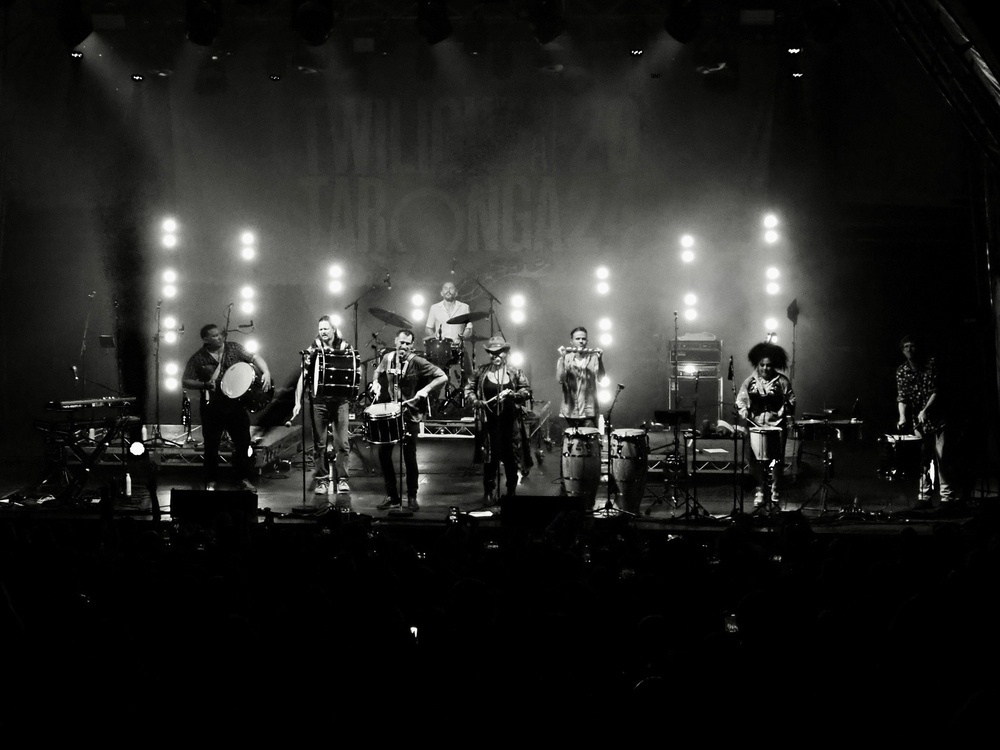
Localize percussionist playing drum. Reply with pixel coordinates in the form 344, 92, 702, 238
736, 341, 796, 508
288, 315, 355, 497
370, 328, 448, 512
182, 323, 272, 492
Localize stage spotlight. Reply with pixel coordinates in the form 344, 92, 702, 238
412, 294, 425, 307
185, 0, 222, 47
162, 218, 177, 233
683, 364, 698, 376
165, 362, 180, 376
240, 301, 254, 315
162, 270, 177, 284
162, 234, 178, 248
680, 234, 694, 247
70, 50, 84, 60
766, 282, 780, 295
598, 318, 612, 331
596, 281, 610, 295
164, 331, 178, 344
241, 231, 256, 245
510, 309, 526, 324
416, 0, 452, 45
764, 229, 779, 244
129, 440, 146, 457
664, 0, 701, 44
328, 264, 344, 278
531, 0, 564, 45
595, 266, 610, 280
57, 0, 93, 49
241, 246, 255, 260
163, 316, 178, 330
599, 376, 611, 388
510, 351, 525, 367
328, 279, 343, 294
511, 293, 526, 307
411, 308, 425, 322
598, 388, 612, 404
293, 1, 336, 46
683, 293, 697, 306
599, 333, 612, 346
766, 266, 780, 279
683, 308, 697, 321
246, 340, 260, 353
681, 249, 695, 263
765, 318, 778, 330
164, 377, 179, 392
329, 314, 343, 327
240, 285, 254, 299
162, 285, 177, 298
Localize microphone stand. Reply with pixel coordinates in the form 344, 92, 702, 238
723, 356, 745, 519
77, 291, 96, 400
346, 281, 382, 406
677, 373, 713, 521
596, 385, 626, 516
474, 278, 504, 339
148, 301, 182, 448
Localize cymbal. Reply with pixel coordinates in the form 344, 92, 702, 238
369, 307, 413, 329
446, 311, 490, 325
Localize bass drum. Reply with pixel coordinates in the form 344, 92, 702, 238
424, 338, 457, 369
313, 350, 360, 401
220, 361, 273, 413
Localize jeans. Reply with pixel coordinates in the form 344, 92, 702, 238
311, 398, 350, 482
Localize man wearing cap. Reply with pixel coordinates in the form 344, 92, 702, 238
370, 328, 448, 511
465, 335, 533, 507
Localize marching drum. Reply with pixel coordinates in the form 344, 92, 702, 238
561, 427, 602, 502
312, 350, 361, 401
220, 362, 273, 412
424, 338, 458, 370
749, 426, 783, 462
610, 428, 649, 514
363, 402, 403, 444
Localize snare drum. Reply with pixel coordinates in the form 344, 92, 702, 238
424, 338, 458, 369
610, 429, 649, 514
749, 426, 783, 462
363, 402, 403, 444
561, 427, 602, 501
220, 362, 273, 412
313, 350, 360, 401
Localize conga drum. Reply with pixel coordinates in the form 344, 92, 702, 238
561, 427, 602, 502
610, 428, 649, 513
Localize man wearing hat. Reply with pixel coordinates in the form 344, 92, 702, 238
464, 335, 534, 506
370, 328, 448, 511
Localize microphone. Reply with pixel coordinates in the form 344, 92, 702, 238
438, 325, 443, 340
727, 355, 734, 381
384, 273, 391, 290
238, 320, 254, 329
71, 365, 79, 381
617, 383, 625, 391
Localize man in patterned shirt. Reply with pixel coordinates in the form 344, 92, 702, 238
896, 334, 953, 510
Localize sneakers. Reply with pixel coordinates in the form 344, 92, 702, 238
753, 491, 764, 508
337, 479, 351, 494
377, 496, 401, 510
205, 481, 217, 491
239, 479, 257, 493
314, 479, 329, 495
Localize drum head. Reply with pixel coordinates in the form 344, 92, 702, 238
366, 402, 401, 418
220, 362, 254, 397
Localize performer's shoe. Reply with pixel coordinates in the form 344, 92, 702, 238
483, 488, 497, 507
377, 496, 401, 510
239, 479, 257, 493
753, 491, 764, 508
337, 479, 351, 494
407, 494, 419, 511
314, 480, 329, 495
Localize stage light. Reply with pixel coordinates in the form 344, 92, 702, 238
599, 333, 612, 346
129, 440, 146, 457
57, 1, 93, 49
411, 308, 425, 322
765, 318, 778, 330
510, 351, 525, 367
681, 249, 695, 263
531, 0, 564, 45
510, 309, 526, 324
240, 301, 254, 315
766, 266, 780, 279
163, 316, 177, 330
246, 340, 260, 353
162, 218, 178, 233
162, 234, 178, 248
164, 362, 179, 376
596, 281, 610, 295
162, 270, 177, 284
328, 264, 344, 278
683, 293, 697, 306
664, 0, 701, 43
598, 318, 612, 330
764, 229, 779, 244
595, 266, 610, 280
329, 314, 343, 328
164, 377, 179, 392
683, 364, 698, 375
766, 282, 780, 295
680, 234, 695, 247
293, 1, 336, 46
511, 293, 526, 307
328, 279, 343, 294
241, 246, 255, 260
241, 232, 256, 246
416, 0, 452, 45
132, 74, 144, 82
599, 376, 610, 388
763, 214, 779, 228
164, 331, 178, 344
186, 0, 222, 47
412, 294, 425, 307
598, 389, 612, 404
162, 285, 177, 298
70, 50, 84, 59
684, 308, 697, 321
240, 285, 254, 299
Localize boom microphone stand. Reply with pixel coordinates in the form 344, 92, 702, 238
676, 372, 712, 521
148, 300, 182, 448
595, 383, 627, 516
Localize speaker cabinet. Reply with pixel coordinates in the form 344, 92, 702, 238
169, 489, 258, 525
500, 495, 584, 529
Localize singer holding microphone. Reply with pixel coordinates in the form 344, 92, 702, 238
465, 335, 533, 507
370, 329, 448, 511
735, 341, 796, 507
182, 323, 272, 492
557, 326, 606, 429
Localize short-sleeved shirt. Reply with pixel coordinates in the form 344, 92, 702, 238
183, 341, 253, 408
375, 351, 446, 421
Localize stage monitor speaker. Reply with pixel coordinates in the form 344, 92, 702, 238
500, 495, 584, 530
169, 489, 258, 525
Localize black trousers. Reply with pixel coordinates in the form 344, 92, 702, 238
483, 414, 519, 496
201, 397, 253, 483
378, 419, 419, 500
